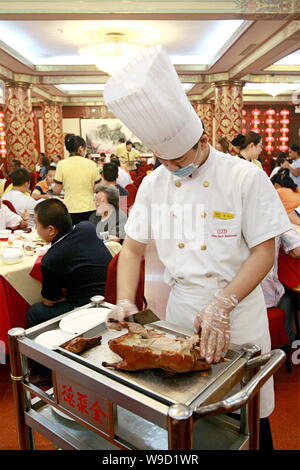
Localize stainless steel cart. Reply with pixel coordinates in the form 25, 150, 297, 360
8, 300, 285, 450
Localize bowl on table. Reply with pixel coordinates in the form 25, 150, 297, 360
1, 248, 23, 265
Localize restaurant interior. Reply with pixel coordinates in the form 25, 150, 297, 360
0, 0, 299, 452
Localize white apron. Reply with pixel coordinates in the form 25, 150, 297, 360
166, 282, 274, 418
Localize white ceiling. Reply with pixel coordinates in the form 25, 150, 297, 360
0, 19, 245, 65
0, 9, 299, 104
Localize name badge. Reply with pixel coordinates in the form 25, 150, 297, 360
213, 211, 235, 220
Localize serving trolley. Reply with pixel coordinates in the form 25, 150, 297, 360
8, 300, 285, 450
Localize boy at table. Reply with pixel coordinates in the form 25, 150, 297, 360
27, 199, 112, 328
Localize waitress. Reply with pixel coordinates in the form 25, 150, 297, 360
53, 134, 101, 224
103, 45, 292, 449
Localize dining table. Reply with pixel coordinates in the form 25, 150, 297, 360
0, 238, 122, 351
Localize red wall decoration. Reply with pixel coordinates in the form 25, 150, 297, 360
242, 104, 299, 157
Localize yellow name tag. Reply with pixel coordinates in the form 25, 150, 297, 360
213, 211, 235, 220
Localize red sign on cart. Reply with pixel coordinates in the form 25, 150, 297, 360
54, 374, 114, 435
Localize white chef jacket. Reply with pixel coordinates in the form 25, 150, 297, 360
125, 146, 292, 417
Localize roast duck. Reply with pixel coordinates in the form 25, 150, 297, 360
63, 335, 102, 354
103, 322, 211, 373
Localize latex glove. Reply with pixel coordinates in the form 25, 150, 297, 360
106, 299, 138, 330
194, 289, 238, 364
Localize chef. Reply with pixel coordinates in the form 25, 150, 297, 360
103, 45, 292, 448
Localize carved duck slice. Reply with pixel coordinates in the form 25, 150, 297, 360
102, 323, 210, 373
63, 335, 102, 354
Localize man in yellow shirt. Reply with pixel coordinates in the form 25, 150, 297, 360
118, 140, 140, 171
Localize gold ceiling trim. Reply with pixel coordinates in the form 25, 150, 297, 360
36, 65, 102, 73
0, 1, 299, 17
264, 64, 300, 72
42, 75, 108, 85
243, 73, 300, 83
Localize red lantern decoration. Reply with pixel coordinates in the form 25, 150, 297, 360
265, 136, 275, 142
242, 109, 246, 116
280, 127, 289, 133
251, 128, 261, 133
279, 136, 289, 142
266, 109, 275, 115
242, 128, 246, 133
280, 118, 290, 125
266, 118, 275, 125
280, 109, 290, 116
279, 145, 288, 151
252, 109, 261, 115
253, 119, 260, 125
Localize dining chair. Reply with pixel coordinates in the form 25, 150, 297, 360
104, 252, 146, 311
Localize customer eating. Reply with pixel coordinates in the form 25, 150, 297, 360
27, 199, 112, 327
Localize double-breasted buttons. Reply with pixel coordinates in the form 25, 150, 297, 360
200, 245, 207, 251
203, 181, 209, 188
175, 181, 182, 188
200, 211, 207, 218
178, 243, 185, 249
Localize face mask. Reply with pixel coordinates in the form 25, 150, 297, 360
168, 148, 201, 178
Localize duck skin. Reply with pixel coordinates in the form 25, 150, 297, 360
63, 335, 102, 354
102, 322, 210, 373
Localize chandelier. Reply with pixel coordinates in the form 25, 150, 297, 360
79, 30, 148, 75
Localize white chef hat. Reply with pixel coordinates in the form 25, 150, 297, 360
104, 45, 203, 160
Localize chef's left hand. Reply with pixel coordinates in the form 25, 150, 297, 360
194, 290, 238, 364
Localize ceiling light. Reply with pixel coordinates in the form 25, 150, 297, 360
244, 82, 300, 97
79, 31, 148, 75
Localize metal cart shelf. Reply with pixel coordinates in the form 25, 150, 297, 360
8, 301, 285, 451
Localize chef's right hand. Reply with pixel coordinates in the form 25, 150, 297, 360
106, 299, 138, 330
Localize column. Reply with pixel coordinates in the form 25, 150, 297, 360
194, 100, 214, 144
213, 81, 245, 144
42, 102, 64, 159
4, 82, 35, 171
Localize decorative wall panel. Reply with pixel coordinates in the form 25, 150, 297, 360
4, 83, 35, 170
42, 103, 64, 159
214, 81, 244, 144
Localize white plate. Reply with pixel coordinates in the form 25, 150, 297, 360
59, 307, 111, 334
34, 329, 74, 350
